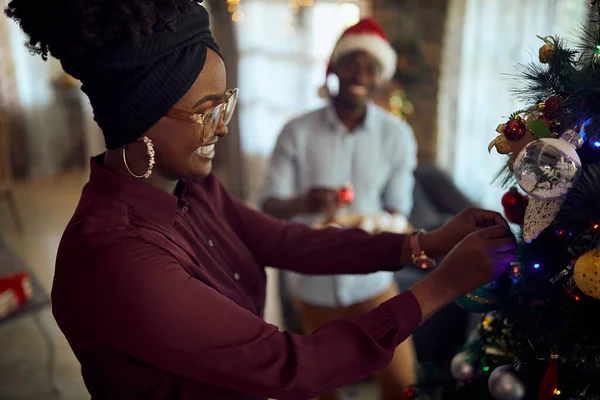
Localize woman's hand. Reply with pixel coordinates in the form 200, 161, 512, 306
440, 225, 517, 290
420, 207, 510, 257
409, 224, 517, 321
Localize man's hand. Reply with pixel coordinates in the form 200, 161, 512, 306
421, 208, 510, 257
262, 188, 341, 220
305, 188, 341, 214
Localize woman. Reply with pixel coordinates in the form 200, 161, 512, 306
5, 1, 516, 399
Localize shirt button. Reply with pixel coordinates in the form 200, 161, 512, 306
181, 205, 189, 213
208, 239, 214, 247
234, 273, 240, 281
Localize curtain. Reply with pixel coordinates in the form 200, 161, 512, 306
234, 0, 365, 205
5, 18, 73, 178
437, 0, 586, 211
0, 1, 29, 178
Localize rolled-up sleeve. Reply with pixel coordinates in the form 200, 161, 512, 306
57, 229, 422, 400
260, 124, 298, 206
383, 123, 418, 217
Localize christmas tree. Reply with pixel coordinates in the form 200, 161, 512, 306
442, 2, 600, 400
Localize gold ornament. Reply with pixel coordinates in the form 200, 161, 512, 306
488, 134, 512, 154
574, 250, 600, 299
537, 35, 556, 64
539, 43, 555, 63
508, 158, 515, 172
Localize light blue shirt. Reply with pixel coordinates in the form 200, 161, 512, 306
261, 102, 417, 307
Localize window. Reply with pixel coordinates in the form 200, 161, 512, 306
437, 0, 587, 211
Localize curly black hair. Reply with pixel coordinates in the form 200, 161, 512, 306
4, 0, 198, 60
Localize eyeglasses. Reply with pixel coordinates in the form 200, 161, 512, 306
166, 88, 239, 143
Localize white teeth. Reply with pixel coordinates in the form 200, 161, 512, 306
195, 144, 215, 156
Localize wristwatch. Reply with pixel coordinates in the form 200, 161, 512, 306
410, 229, 436, 270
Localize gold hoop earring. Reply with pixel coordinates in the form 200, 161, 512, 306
122, 136, 155, 179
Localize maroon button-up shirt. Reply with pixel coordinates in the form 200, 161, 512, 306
52, 156, 422, 400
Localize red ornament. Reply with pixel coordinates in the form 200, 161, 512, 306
337, 186, 355, 205
501, 190, 529, 225
503, 118, 527, 141
538, 355, 559, 400
542, 117, 552, 128
544, 96, 561, 116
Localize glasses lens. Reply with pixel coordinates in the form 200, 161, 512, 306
223, 89, 238, 125
201, 104, 225, 142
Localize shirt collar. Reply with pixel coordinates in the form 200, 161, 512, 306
88, 154, 180, 225
323, 101, 376, 134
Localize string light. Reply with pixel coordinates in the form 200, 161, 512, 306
231, 10, 246, 22
534, 263, 541, 269
482, 315, 492, 327
554, 388, 562, 395
227, 0, 243, 23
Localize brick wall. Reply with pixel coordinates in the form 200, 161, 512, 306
372, 0, 449, 164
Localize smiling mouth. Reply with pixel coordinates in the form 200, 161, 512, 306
195, 143, 215, 158
347, 85, 368, 96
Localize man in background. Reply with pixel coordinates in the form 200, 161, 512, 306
261, 18, 418, 400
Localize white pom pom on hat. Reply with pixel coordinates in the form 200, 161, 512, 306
318, 17, 397, 98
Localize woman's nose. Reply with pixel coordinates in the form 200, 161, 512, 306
215, 119, 228, 137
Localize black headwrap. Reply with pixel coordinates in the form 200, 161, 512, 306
59, 2, 221, 150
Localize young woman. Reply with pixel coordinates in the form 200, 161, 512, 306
5, 1, 516, 399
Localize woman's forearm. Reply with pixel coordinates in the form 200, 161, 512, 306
262, 197, 307, 220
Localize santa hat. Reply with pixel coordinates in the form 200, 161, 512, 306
319, 17, 397, 98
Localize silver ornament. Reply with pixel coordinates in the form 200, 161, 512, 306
560, 129, 585, 149
513, 138, 581, 198
488, 365, 525, 400
450, 352, 474, 381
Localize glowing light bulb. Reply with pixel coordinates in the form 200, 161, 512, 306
232, 10, 246, 22
534, 263, 540, 269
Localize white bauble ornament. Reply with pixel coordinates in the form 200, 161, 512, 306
488, 365, 525, 400
450, 352, 474, 381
